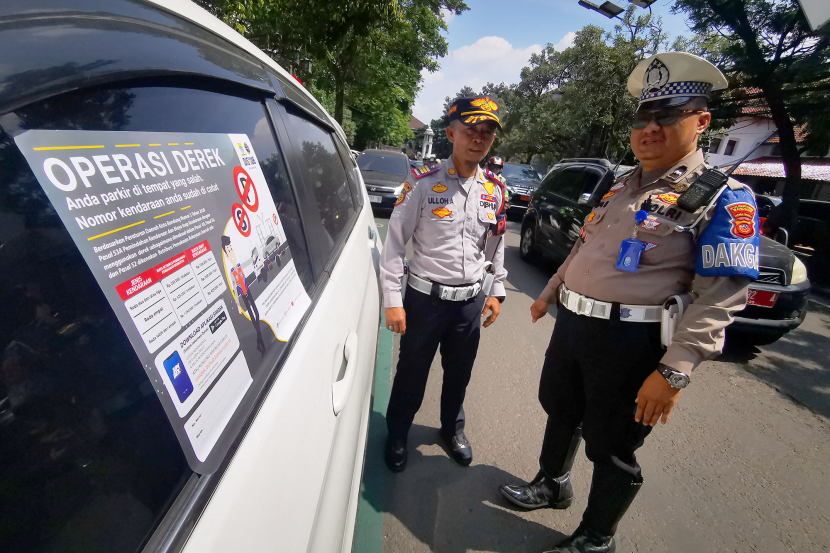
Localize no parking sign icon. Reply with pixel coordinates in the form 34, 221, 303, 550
233, 166, 259, 212
232, 202, 251, 237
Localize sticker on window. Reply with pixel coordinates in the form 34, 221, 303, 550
14, 130, 312, 470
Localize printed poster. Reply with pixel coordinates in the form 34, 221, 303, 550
14, 130, 312, 471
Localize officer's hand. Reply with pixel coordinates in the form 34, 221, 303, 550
385, 307, 406, 335
530, 298, 549, 323
481, 297, 501, 328
634, 371, 682, 426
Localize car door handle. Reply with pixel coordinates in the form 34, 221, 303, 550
332, 332, 359, 415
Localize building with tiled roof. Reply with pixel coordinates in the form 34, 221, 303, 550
707, 89, 829, 201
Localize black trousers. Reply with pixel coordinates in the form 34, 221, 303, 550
386, 285, 486, 439
538, 305, 665, 481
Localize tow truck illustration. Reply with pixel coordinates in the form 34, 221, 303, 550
251, 216, 288, 283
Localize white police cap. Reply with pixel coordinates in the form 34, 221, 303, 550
628, 52, 727, 106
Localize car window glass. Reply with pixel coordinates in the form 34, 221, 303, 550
0, 84, 316, 551
540, 169, 562, 192
357, 152, 409, 176
552, 168, 588, 201
582, 171, 603, 197
282, 110, 356, 259
502, 164, 541, 184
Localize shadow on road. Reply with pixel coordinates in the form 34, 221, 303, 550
362, 414, 565, 553
721, 300, 830, 420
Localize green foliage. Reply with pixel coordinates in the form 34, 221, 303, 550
496, 6, 667, 164
194, 0, 468, 147
672, 0, 830, 229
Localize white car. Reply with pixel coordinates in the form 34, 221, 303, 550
0, 2, 381, 553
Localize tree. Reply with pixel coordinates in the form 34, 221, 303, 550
195, 0, 468, 147
500, 6, 666, 164
672, 0, 830, 231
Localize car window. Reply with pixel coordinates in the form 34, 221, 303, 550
502, 163, 541, 184
282, 110, 357, 260
357, 152, 409, 176
0, 84, 317, 551
540, 168, 563, 192
551, 168, 590, 201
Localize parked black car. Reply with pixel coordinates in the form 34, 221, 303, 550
764, 199, 830, 287
519, 159, 810, 344
502, 162, 542, 215
357, 148, 410, 210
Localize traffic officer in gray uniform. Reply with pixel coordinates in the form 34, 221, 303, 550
380, 96, 508, 472
499, 53, 760, 552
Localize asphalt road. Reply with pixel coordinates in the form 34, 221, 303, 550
355, 212, 830, 553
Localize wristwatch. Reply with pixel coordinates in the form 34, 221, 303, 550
658, 364, 690, 389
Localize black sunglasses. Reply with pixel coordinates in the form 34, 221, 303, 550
632, 109, 705, 130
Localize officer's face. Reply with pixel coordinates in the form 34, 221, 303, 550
224, 244, 237, 265
630, 103, 711, 170
447, 121, 498, 164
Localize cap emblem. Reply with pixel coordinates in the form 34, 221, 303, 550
644, 58, 670, 93
471, 97, 498, 112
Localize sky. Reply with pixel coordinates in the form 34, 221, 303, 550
412, 0, 696, 124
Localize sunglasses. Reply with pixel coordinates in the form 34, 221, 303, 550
632, 109, 705, 130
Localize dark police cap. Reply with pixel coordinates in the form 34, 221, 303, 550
446, 96, 502, 130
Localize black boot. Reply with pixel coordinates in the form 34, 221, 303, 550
543, 464, 642, 553
500, 470, 574, 509
500, 425, 582, 510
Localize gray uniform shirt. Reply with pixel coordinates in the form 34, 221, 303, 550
380, 158, 507, 308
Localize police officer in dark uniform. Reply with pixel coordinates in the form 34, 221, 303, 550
380, 96, 508, 472
499, 53, 760, 552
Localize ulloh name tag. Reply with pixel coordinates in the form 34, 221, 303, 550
616, 238, 646, 273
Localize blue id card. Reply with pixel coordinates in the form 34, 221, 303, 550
615, 238, 646, 273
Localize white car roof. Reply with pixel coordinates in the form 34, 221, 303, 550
143, 0, 346, 143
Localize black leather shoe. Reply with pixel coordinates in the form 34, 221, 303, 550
385, 437, 407, 473
542, 524, 614, 553
500, 470, 574, 510
440, 430, 472, 466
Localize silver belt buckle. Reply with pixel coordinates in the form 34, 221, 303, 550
578, 298, 595, 317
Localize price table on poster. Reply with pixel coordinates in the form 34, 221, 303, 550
116, 240, 226, 353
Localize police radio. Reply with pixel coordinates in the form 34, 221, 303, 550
676, 168, 729, 212
677, 130, 777, 213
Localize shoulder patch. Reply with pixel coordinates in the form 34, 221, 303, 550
696, 187, 760, 279
412, 163, 440, 179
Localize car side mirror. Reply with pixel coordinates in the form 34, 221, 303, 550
578, 172, 615, 207
774, 227, 789, 247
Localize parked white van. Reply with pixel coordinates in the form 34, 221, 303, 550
0, 1, 382, 552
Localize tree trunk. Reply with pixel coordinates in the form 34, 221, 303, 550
762, 84, 803, 235
334, 71, 345, 125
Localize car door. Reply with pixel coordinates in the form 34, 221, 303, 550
546, 168, 589, 257
274, 104, 379, 553
534, 168, 565, 251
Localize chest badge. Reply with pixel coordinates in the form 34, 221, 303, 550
432, 183, 448, 193
448, 168, 456, 175
432, 207, 453, 218
640, 219, 661, 231
657, 193, 679, 205
487, 212, 494, 220
483, 181, 494, 195
587, 212, 597, 222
